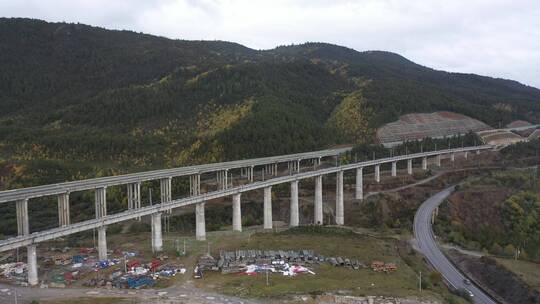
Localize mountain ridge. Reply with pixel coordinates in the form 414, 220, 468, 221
1, 18, 539, 173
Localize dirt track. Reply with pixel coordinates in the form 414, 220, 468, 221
0, 280, 262, 304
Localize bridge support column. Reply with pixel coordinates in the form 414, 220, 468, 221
127, 182, 141, 210
16, 199, 37, 285
190, 174, 201, 196
436, 154, 441, 167
249, 166, 254, 182
151, 213, 163, 252
355, 168, 363, 200
407, 159, 413, 175
195, 203, 206, 241
264, 187, 273, 230
375, 165, 380, 182
16, 199, 29, 236
336, 171, 344, 225
296, 159, 301, 173
451, 153, 455, 162
422, 157, 428, 170
476, 149, 480, 155
315, 175, 323, 225
232, 193, 242, 232
217, 170, 228, 190
464, 152, 468, 159
98, 226, 107, 260
95, 187, 107, 219
290, 180, 299, 227
391, 162, 397, 177
27, 245, 38, 286
160, 177, 172, 213
58, 193, 70, 227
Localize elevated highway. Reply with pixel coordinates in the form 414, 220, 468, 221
0, 144, 492, 285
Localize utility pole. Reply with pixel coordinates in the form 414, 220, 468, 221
419, 271, 422, 292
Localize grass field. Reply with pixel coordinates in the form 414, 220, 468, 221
193, 226, 465, 303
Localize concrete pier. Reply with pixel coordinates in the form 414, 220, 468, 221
422, 157, 428, 170
391, 161, 397, 177
249, 166, 254, 182
290, 180, 299, 227
217, 170, 228, 190
195, 202, 206, 241
190, 174, 201, 196
407, 159, 413, 175
95, 187, 107, 219
232, 193, 242, 232
375, 165, 380, 182
436, 154, 441, 167
17, 199, 36, 285
127, 182, 141, 210
335, 171, 344, 225
151, 213, 163, 252
160, 177, 172, 202
451, 153, 455, 162
476, 149, 480, 155
58, 193, 70, 227
27, 245, 38, 286
314, 175, 323, 224
355, 168, 363, 200
263, 186, 272, 229
16, 199, 29, 236
464, 151, 468, 159
98, 226, 107, 260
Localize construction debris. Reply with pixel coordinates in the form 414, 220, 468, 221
192, 249, 395, 279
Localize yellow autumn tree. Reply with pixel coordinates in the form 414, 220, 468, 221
326, 90, 374, 144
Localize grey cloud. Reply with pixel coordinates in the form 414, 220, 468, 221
1, 0, 539, 88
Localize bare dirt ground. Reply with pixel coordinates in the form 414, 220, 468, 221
0, 280, 261, 304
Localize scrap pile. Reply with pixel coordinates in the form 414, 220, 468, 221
194, 249, 398, 279
0, 262, 27, 283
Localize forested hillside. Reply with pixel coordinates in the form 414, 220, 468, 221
1, 17, 540, 189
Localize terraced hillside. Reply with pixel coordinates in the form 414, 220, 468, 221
377, 112, 492, 146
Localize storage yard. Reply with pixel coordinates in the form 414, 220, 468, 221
0, 246, 186, 289
194, 249, 398, 278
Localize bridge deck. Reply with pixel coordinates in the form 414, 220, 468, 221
0, 145, 492, 252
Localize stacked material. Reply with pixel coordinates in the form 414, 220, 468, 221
198, 254, 217, 271
213, 249, 372, 276
371, 261, 398, 272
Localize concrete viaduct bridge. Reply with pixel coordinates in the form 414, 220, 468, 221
0, 145, 492, 286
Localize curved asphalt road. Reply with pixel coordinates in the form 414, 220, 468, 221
413, 186, 497, 304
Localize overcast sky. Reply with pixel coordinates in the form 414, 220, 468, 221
2, 0, 539, 88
